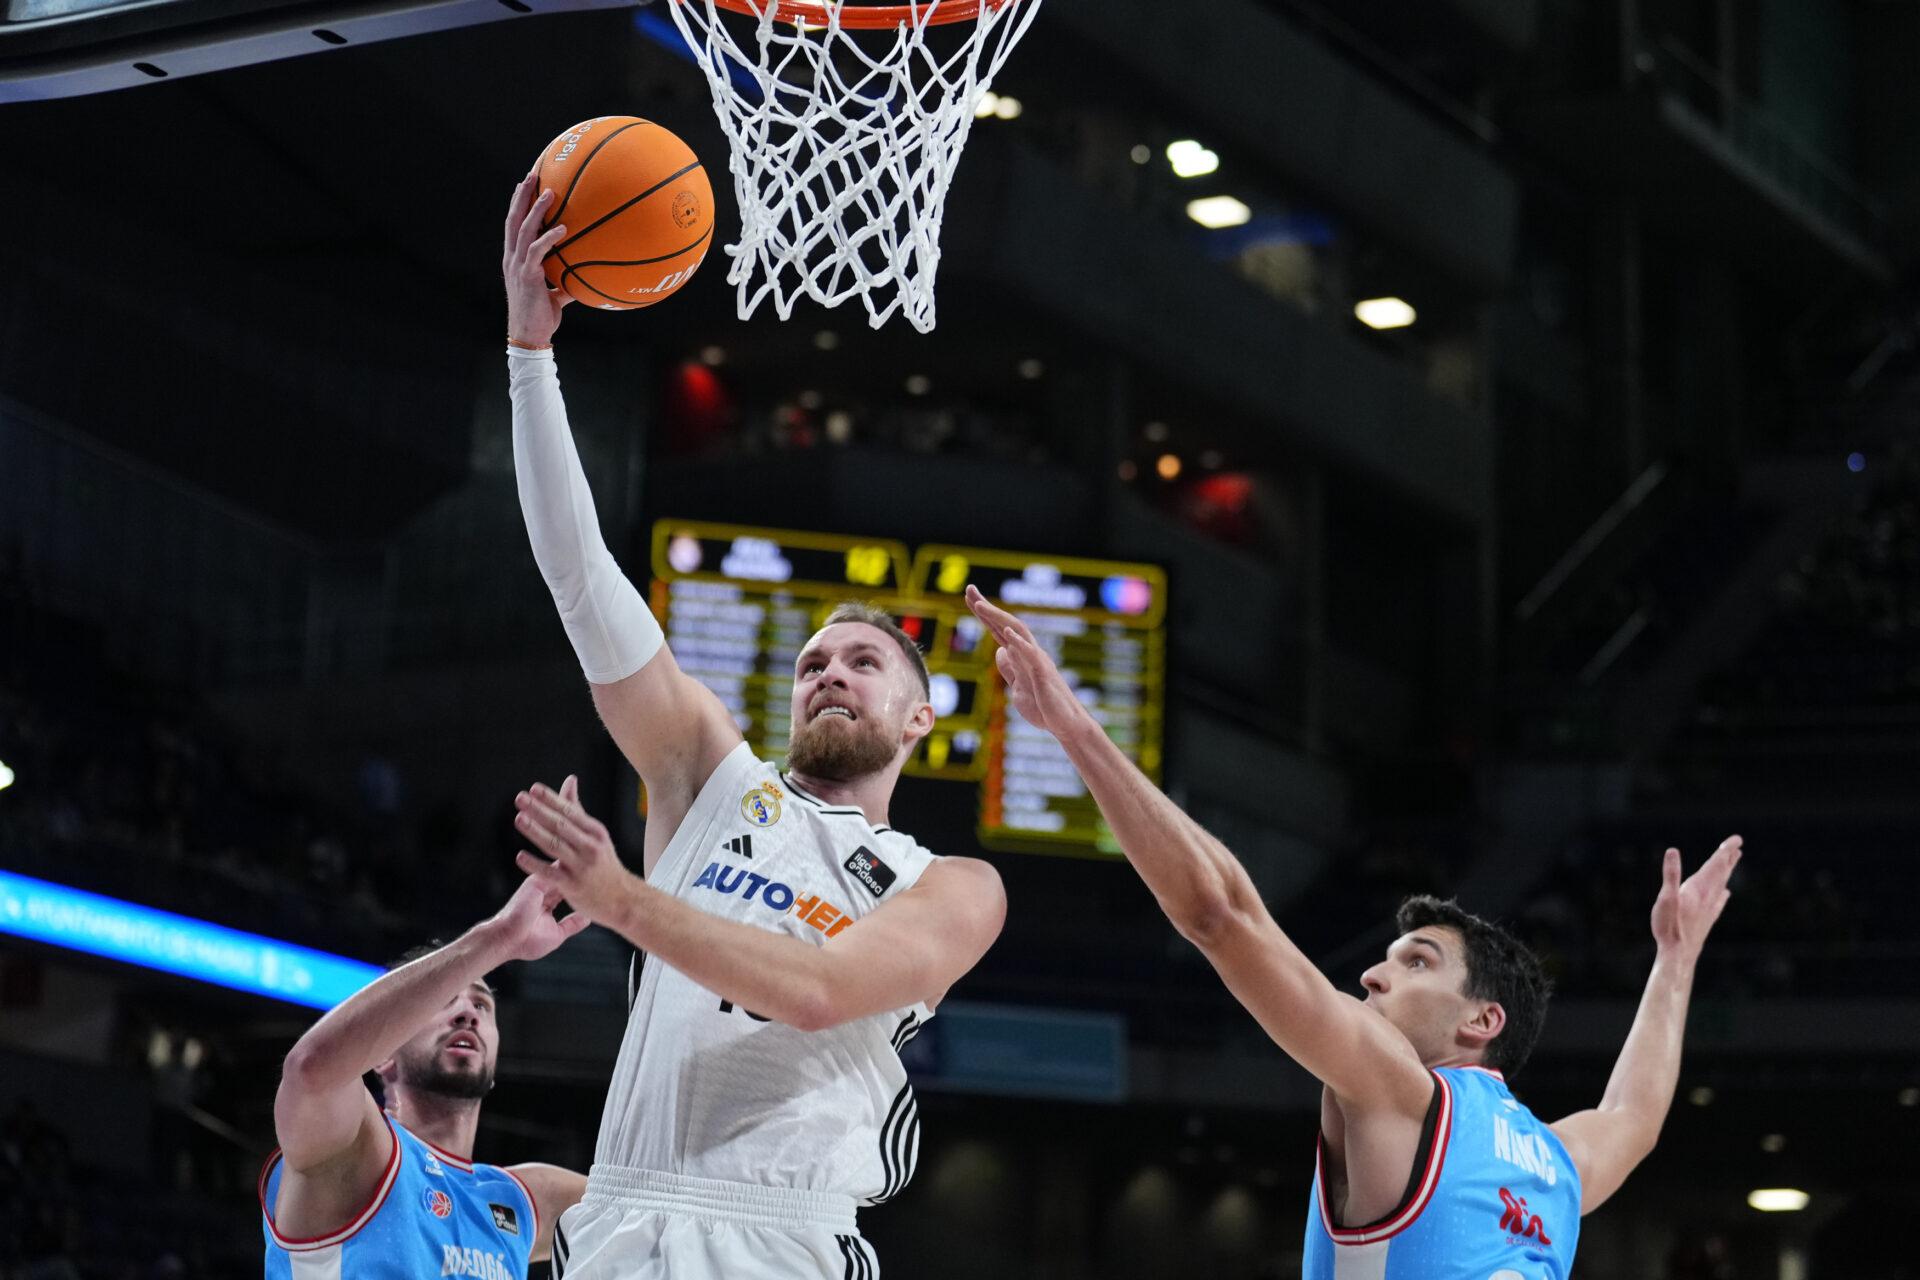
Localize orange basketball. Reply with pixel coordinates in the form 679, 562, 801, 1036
534, 116, 715, 311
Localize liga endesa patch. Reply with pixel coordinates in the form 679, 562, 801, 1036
843, 846, 896, 898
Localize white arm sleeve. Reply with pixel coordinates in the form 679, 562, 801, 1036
508, 347, 664, 684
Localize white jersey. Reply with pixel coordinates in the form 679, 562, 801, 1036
593, 743, 937, 1204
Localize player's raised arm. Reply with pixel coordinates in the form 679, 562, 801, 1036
502, 173, 742, 856
963, 588, 1431, 1116
1550, 837, 1742, 1214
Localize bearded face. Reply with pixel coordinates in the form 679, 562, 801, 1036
786, 622, 932, 783
384, 985, 497, 1102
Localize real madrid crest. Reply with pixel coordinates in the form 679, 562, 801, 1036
741, 782, 783, 828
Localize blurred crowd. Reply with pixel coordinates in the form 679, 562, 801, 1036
0, 562, 409, 961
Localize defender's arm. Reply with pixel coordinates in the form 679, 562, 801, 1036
502, 174, 741, 857
504, 1163, 588, 1264
514, 781, 1006, 1030
966, 589, 1430, 1115
1551, 838, 1741, 1213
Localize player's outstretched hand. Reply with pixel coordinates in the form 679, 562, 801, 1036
965, 585, 1099, 741
1650, 835, 1742, 962
486, 873, 593, 963
503, 169, 573, 348
514, 776, 635, 927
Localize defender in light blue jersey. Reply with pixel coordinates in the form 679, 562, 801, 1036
263, 874, 593, 1278
968, 589, 1744, 1280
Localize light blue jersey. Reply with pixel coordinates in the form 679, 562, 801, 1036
262, 1114, 537, 1280
1304, 1066, 1582, 1280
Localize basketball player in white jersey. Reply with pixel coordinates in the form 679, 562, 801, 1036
966, 588, 1742, 1280
500, 172, 1008, 1280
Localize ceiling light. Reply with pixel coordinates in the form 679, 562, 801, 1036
1355, 297, 1417, 329
1143, 421, 1169, 442
814, 329, 840, 351
1156, 453, 1182, 481
0, 759, 13, 791
1748, 1189, 1809, 1213
797, 389, 824, 410
1166, 139, 1220, 178
974, 91, 999, 119
1186, 196, 1251, 229
994, 95, 1023, 120
1760, 1133, 1786, 1153
905, 375, 932, 396
1688, 1086, 1714, 1107
1017, 358, 1044, 380
700, 345, 726, 366
1899, 1087, 1919, 1107
1130, 144, 1151, 165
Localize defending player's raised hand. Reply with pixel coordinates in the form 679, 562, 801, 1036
503, 170, 573, 348
487, 872, 594, 963
514, 776, 637, 927
1651, 835, 1741, 961
964, 585, 1097, 740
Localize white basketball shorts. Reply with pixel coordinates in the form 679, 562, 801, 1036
552, 1166, 880, 1280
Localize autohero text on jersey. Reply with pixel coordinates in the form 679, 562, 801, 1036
691, 861, 855, 937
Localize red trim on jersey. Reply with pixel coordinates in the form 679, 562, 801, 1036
418, 1134, 476, 1174
1315, 1071, 1456, 1246
503, 1166, 541, 1246
260, 1113, 403, 1250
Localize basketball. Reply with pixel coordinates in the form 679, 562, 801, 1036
533, 116, 714, 311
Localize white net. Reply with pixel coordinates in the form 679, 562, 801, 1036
666, 0, 1043, 332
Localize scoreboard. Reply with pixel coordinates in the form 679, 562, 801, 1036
649, 521, 1166, 856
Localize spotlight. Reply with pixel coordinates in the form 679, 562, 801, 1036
1166, 139, 1220, 178
1355, 298, 1417, 329
1747, 1189, 1809, 1213
1130, 144, 1151, 165
0, 759, 12, 792
798, 389, 824, 410
814, 330, 840, 351
905, 375, 932, 396
1017, 358, 1044, 380
699, 345, 726, 366
994, 95, 1023, 120
1760, 1133, 1786, 1153
1186, 196, 1251, 229
1688, 1086, 1714, 1107
1848, 452, 1866, 472
1143, 421, 1169, 442
1156, 453, 1182, 481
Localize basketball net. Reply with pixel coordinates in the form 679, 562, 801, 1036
666, 0, 1042, 332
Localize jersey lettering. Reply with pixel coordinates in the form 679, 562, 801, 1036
440, 1244, 512, 1278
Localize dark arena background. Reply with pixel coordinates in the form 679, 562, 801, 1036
3, 0, 1919, 1276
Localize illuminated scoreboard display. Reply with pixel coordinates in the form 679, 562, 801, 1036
650, 521, 1167, 856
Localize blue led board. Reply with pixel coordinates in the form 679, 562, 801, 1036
0, 871, 379, 1009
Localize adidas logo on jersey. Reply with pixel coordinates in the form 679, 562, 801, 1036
722, 835, 754, 859
1493, 1115, 1559, 1187
440, 1245, 512, 1279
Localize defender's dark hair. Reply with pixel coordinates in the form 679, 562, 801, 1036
820, 601, 932, 698
1395, 896, 1551, 1078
